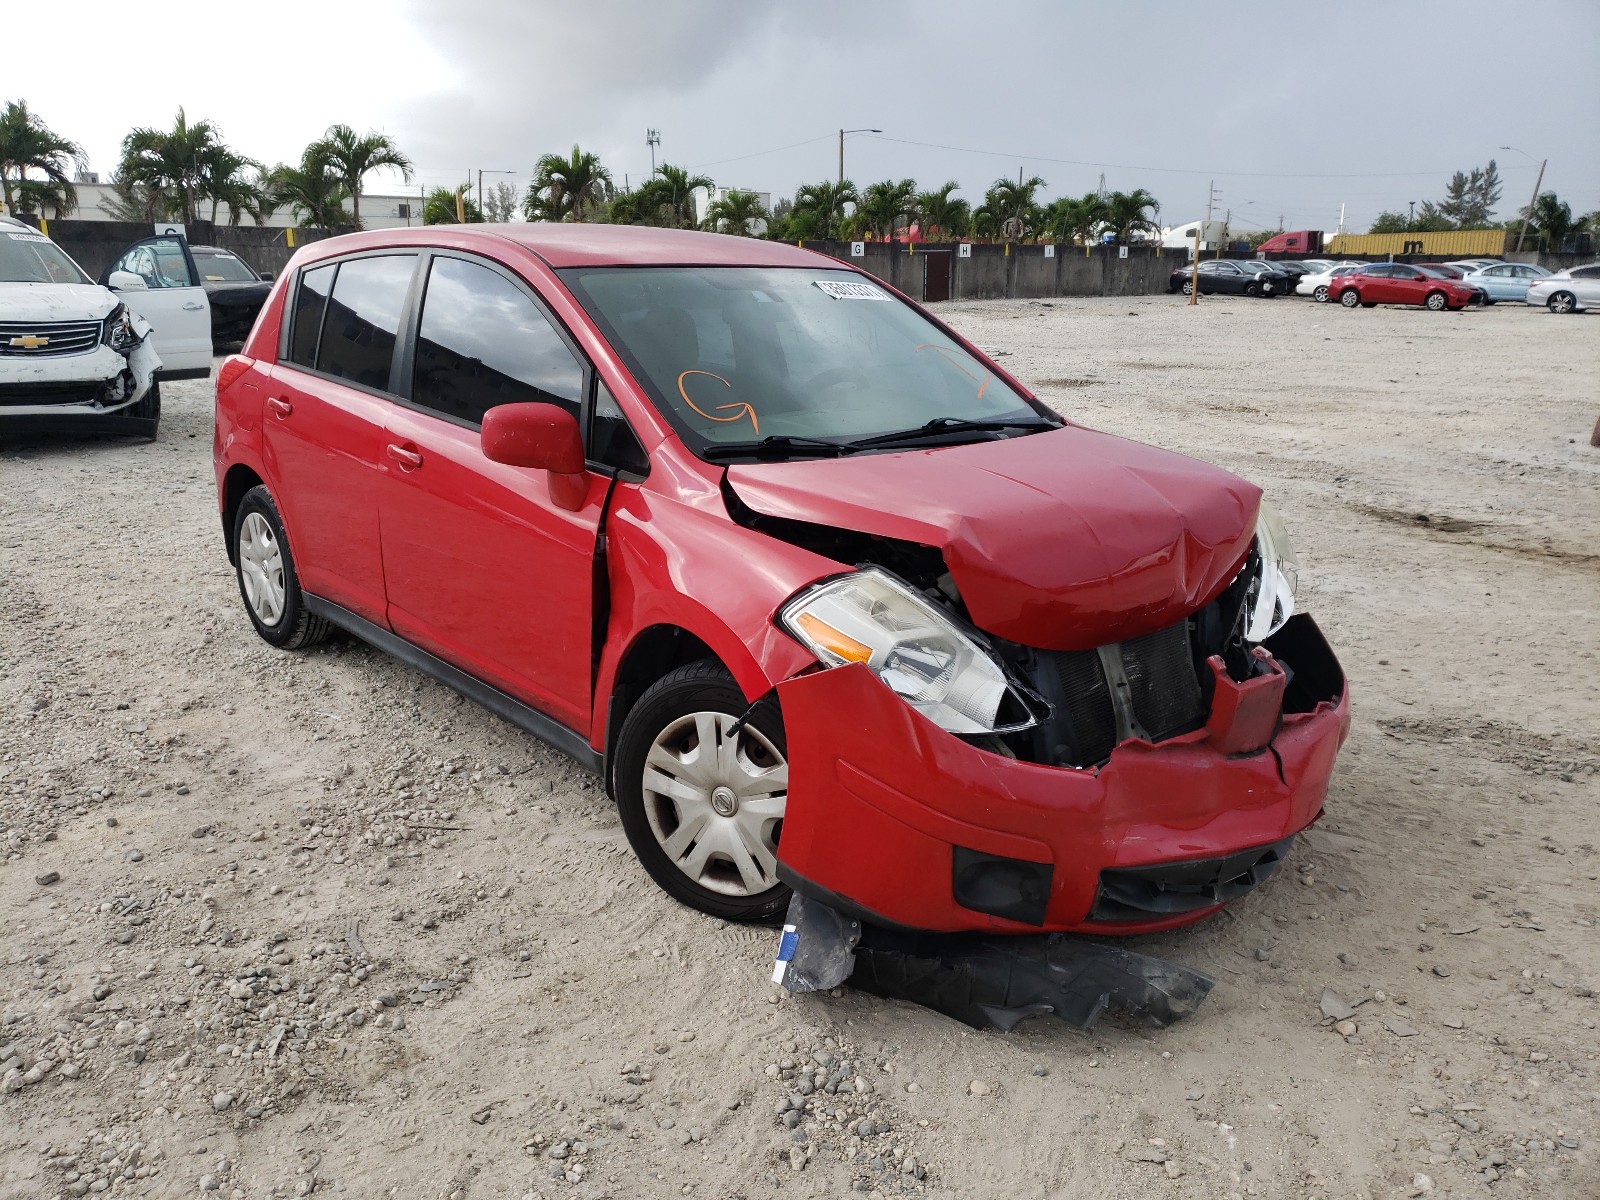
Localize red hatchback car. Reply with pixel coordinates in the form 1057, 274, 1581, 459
1334, 263, 1478, 311
214, 225, 1350, 936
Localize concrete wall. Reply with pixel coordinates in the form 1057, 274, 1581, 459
34, 219, 333, 281
798, 242, 1183, 302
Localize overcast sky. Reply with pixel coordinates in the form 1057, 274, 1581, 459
17, 0, 1600, 232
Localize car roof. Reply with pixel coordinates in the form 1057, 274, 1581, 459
297, 223, 830, 270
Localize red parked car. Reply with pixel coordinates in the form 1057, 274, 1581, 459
214, 225, 1349, 936
1333, 263, 1478, 311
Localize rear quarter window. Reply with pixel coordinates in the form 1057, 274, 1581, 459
287, 264, 335, 369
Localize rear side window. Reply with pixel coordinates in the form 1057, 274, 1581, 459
1572, 266, 1600, 279
287, 263, 335, 368
411, 255, 584, 425
316, 255, 416, 389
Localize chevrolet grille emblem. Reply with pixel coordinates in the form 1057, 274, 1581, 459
9, 335, 50, 349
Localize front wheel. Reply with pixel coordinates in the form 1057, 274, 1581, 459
1424, 291, 1449, 312
1339, 289, 1361, 308
1313, 285, 1330, 303
1548, 290, 1577, 314
614, 661, 790, 922
233, 485, 330, 650
1244, 282, 1260, 297
127, 381, 160, 441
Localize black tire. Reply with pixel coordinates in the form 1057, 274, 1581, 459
1424, 290, 1449, 312
1313, 285, 1330, 303
1245, 282, 1260, 297
1179, 279, 1194, 296
1548, 291, 1577, 314
232, 485, 329, 650
614, 660, 790, 923
128, 381, 160, 440
1339, 289, 1361, 308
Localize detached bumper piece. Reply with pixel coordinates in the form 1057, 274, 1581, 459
775, 892, 1214, 1032
1089, 834, 1294, 923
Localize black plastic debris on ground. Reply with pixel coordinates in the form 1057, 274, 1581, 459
775, 892, 1214, 1032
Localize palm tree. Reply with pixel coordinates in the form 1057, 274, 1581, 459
0, 100, 86, 217
119, 109, 224, 225
312, 124, 412, 232
1523, 192, 1576, 251
1044, 192, 1110, 245
525, 145, 612, 222
13, 178, 75, 220
857, 178, 918, 240
654, 163, 713, 229
987, 174, 1047, 241
269, 148, 349, 231
914, 182, 969, 242
422, 185, 483, 225
703, 189, 768, 237
792, 179, 858, 240
1102, 188, 1161, 244
198, 145, 270, 225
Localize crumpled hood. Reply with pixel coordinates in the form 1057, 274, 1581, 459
0, 282, 119, 323
727, 425, 1261, 650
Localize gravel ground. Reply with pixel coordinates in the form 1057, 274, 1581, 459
1, 294, 1596, 1200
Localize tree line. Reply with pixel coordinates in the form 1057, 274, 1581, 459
1364, 158, 1592, 251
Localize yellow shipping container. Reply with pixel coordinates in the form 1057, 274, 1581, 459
1329, 230, 1509, 257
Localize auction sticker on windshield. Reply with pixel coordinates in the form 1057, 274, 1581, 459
814, 279, 892, 301
4, 231, 49, 243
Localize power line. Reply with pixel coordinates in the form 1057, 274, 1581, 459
688, 135, 834, 171
857, 134, 1544, 182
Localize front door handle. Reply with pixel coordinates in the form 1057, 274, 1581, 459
182, 302, 206, 311
387, 443, 424, 469
266, 396, 292, 417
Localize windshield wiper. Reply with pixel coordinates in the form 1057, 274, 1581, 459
700, 434, 856, 461
844, 416, 1060, 451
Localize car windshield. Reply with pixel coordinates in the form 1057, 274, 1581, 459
560, 266, 1045, 455
192, 250, 258, 282
0, 229, 90, 284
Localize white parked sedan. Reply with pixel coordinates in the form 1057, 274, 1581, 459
1526, 264, 1600, 314
0, 217, 211, 439
1296, 262, 1364, 302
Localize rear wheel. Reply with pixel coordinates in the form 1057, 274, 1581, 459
1548, 290, 1577, 314
233, 485, 330, 650
1339, 289, 1361, 308
614, 661, 790, 922
1313, 285, 1330, 302
1179, 279, 1194, 296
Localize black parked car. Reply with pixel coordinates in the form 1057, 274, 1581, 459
101, 238, 273, 348
1168, 259, 1292, 297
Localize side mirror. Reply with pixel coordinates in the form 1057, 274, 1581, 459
259, 271, 274, 281
108, 270, 148, 291
481, 402, 588, 508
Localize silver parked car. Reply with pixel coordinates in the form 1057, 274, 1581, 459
1526, 264, 1600, 314
1461, 262, 1552, 303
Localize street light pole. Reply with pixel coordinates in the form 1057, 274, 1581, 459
1500, 146, 1547, 254
838, 128, 882, 185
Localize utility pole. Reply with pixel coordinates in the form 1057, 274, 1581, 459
838, 128, 882, 185
1407, 200, 1415, 230
1514, 157, 1547, 253
1189, 179, 1213, 306
1337, 202, 1345, 236
647, 129, 660, 176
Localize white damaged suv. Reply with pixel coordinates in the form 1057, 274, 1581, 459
0, 216, 210, 439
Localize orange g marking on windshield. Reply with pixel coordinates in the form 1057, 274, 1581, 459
676, 370, 760, 435
914, 343, 990, 398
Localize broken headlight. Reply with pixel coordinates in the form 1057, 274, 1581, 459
779, 568, 1037, 735
102, 304, 142, 354
1244, 501, 1298, 642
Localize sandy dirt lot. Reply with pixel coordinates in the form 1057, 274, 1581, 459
2, 293, 1597, 1200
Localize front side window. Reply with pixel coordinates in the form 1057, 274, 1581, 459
560, 266, 1046, 456
315, 255, 416, 389
411, 256, 585, 426
114, 238, 193, 288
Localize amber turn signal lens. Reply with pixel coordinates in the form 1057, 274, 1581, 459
793, 612, 873, 664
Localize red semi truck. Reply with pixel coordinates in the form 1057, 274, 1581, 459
1255, 230, 1325, 256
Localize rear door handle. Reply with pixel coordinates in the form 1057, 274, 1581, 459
387, 443, 424, 469
182, 302, 206, 311
266, 397, 292, 417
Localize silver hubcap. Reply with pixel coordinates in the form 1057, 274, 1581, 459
238, 511, 287, 626
642, 711, 787, 897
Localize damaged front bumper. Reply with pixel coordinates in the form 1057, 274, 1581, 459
774, 612, 1349, 935
0, 338, 161, 438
